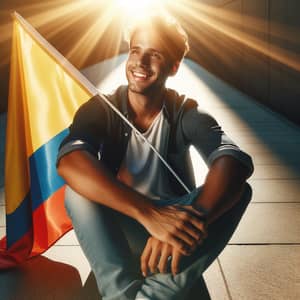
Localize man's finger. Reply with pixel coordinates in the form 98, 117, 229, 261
175, 208, 207, 235
188, 216, 207, 237
179, 222, 205, 242
171, 249, 182, 276
176, 205, 204, 217
140, 238, 153, 277
148, 239, 161, 274
166, 235, 190, 256
158, 243, 171, 273
173, 227, 197, 248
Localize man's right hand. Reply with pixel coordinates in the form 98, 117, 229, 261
138, 205, 207, 255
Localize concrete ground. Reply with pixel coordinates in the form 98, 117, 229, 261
0, 56, 299, 299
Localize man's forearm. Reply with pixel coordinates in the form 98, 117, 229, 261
57, 150, 153, 221
194, 155, 250, 224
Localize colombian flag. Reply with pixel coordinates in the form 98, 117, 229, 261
0, 12, 97, 268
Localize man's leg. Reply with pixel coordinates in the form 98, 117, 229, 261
64, 186, 144, 300
135, 183, 252, 300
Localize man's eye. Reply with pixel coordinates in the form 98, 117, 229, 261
151, 52, 161, 59
130, 49, 138, 55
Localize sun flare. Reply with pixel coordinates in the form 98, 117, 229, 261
9, 0, 298, 73
114, 0, 169, 20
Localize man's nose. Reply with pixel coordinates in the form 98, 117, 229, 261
137, 52, 150, 66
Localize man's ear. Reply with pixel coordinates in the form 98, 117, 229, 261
169, 61, 180, 76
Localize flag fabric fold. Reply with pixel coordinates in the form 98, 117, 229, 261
0, 12, 97, 268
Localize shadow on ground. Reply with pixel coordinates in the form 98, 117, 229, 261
0, 255, 101, 300
0, 255, 210, 300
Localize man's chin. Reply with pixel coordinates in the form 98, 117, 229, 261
128, 83, 149, 95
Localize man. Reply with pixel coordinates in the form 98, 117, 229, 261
57, 14, 253, 300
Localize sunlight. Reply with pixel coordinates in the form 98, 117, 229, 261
4, 0, 298, 73
114, 0, 169, 20
169, 0, 300, 72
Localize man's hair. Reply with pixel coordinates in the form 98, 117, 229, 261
124, 14, 189, 64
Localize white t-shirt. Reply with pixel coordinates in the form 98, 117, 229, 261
117, 110, 177, 200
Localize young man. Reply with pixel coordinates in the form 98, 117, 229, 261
57, 14, 253, 300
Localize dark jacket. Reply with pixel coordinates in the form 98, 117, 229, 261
57, 85, 253, 196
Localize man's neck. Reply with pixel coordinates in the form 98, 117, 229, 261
127, 88, 166, 131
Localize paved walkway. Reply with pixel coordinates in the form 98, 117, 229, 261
0, 56, 299, 299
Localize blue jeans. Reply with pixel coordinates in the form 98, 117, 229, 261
64, 184, 252, 300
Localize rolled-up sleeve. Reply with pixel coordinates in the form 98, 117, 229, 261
56, 95, 108, 166
182, 107, 254, 177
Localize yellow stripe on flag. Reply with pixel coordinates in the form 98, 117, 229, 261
5, 20, 30, 214
5, 13, 97, 214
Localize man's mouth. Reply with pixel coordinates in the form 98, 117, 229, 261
131, 70, 152, 80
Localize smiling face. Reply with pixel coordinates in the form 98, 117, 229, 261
126, 28, 176, 95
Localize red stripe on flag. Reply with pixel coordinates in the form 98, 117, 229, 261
32, 185, 72, 255
0, 185, 73, 268
0, 230, 33, 268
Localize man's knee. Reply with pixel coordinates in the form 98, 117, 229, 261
64, 185, 84, 215
239, 182, 252, 208
64, 185, 105, 220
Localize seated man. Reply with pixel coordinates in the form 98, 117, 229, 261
56, 13, 253, 300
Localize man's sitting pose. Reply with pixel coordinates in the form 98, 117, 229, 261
57, 14, 253, 300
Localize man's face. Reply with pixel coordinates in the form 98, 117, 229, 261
126, 28, 174, 95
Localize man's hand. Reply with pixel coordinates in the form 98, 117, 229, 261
141, 236, 183, 276
141, 235, 206, 277
139, 205, 207, 255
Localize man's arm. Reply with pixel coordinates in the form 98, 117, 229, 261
180, 107, 253, 222
57, 150, 205, 255
193, 155, 250, 224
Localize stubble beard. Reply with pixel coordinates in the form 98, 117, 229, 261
128, 82, 152, 95
127, 73, 167, 96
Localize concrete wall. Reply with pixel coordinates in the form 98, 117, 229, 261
180, 0, 300, 125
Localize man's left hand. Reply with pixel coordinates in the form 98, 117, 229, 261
141, 236, 182, 276
141, 236, 202, 277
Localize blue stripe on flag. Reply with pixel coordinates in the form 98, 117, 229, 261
6, 193, 31, 247
6, 129, 68, 247
30, 129, 68, 210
